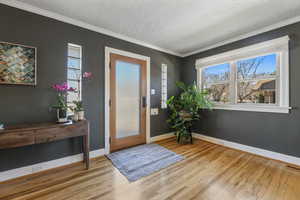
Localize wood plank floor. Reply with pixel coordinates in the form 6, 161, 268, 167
1, 138, 300, 200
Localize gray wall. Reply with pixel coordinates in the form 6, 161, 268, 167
181, 22, 300, 158
0, 4, 181, 171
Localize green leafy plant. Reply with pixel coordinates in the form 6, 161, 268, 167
51, 93, 69, 112
72, 100, 84, 112
166, 82, 213, 144
51, 82, 75, 112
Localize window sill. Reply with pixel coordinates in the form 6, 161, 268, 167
211, 104, 291, 114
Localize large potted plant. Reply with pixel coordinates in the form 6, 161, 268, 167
166, 82, 212, 144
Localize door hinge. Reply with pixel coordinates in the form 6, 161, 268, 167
109, 99, 112, 107
109, 137, 111, 144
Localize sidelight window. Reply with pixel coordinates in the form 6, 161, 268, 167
67, 43, 82, 109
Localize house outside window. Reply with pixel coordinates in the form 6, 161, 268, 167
196, 36, 290, 113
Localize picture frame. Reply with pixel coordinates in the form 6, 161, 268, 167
0, 41, 37, 86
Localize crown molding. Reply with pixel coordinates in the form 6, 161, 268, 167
0, 0, 182, 57
182, 15, 300, 57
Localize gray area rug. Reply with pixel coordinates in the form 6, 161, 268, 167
106, 143, 184, 182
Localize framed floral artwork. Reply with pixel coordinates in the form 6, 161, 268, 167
0, 42, 37, 85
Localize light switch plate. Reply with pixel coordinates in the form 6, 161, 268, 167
151, 108, 159, 115
151, 89, 156, 95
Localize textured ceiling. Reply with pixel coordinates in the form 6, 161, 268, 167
7, 0, 300, 56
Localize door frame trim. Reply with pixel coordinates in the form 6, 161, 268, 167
104, 47, 151, 154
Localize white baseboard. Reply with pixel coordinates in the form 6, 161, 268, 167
150, 132, 175, 142
0, 149, 106, 182
193, 133, 300, 166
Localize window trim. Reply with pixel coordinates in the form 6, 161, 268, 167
196, 36, 291, 113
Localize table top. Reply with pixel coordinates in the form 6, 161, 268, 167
0, 120, 87, 134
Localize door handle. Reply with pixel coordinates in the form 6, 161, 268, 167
142, 96, 147, 108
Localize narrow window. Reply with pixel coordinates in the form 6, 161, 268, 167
67, 44, 82, 109
161, 64, 168, 109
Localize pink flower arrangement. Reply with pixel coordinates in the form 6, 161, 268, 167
51, 72, 92, 116
52, 82, 76, 92
51, 82, 73, 113
83, 72, 92, 78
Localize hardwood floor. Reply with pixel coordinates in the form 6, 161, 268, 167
1, 138, 300, 200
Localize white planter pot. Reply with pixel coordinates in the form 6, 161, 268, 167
78, 111, 85, 121
73, 113, 79, 121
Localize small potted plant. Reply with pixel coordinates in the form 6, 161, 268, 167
51, 82, 75, 123
71, 72, 92, 121
72, 100, 84, 121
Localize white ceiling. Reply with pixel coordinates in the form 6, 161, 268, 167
2, 0, 300, 56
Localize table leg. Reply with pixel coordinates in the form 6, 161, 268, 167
83, 128, 90, 169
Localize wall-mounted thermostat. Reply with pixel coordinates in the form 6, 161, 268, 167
151, 108, 159, 116
151, 89, 156, 95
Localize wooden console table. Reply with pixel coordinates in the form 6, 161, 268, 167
0, 120, 90, 169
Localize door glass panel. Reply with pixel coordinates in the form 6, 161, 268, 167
116, 60, 140, 139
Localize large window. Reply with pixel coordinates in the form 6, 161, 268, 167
196, 36, 290, 113
67, 43, 82, 109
